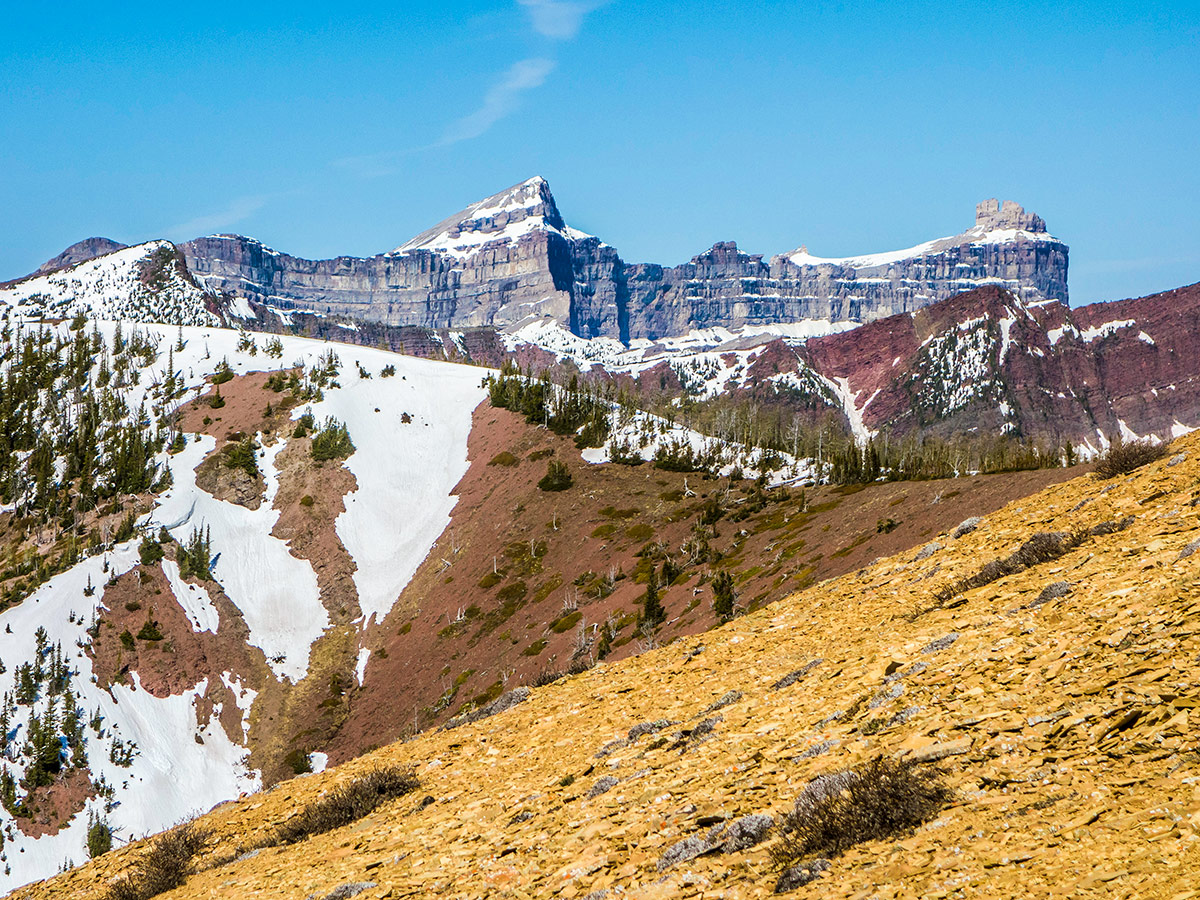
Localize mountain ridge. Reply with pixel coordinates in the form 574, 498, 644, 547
12, 179, 1068, 341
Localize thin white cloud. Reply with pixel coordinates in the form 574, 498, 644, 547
518, 0, 606, 39
167, 196, 267, 238
440, 57, 556, 145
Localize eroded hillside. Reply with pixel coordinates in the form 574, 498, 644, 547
16, 431, 1200, 900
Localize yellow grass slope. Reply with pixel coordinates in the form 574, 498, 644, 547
14, 435, 1200, 900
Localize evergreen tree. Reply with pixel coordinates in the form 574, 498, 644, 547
642, 568, 665, 629
711, 571, 736, 622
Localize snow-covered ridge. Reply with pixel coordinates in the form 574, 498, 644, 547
0, 241, 219, 327
503, 316, 857, 384
783, 223, 1062, 271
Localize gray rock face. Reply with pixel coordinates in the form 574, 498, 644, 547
22, 237, 128, 280
618, 199, 1066, 339
170, 180, 1067, 341
182, 178, 576, 329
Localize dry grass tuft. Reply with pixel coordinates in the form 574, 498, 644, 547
770, 756, 951, 869
272, 765, 420, 845
106, 822, 210, 900
1093, 440, 1169, 479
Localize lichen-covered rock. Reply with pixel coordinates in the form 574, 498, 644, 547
775, 858, 831, 892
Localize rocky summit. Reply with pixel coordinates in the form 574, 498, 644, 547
103, 178, 1065, 341
16, 431, 1200, 900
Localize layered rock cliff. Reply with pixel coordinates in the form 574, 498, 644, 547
181, 178, 581, 330
172, 179, 1067, 341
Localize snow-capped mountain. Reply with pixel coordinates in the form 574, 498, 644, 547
12, 179, 1054, 341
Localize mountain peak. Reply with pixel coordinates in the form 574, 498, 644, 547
392, 176, 567, 258
35, 237, 129, 277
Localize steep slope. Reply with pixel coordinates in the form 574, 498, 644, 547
17, 431, 1200, 900
0, 242, 218, 326
800, 282, 1200, 448
327, 402, 1079, 762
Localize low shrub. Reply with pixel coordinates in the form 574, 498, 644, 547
106, 821, 210, 900
488, 451, 519, 467
770, 756, 951, 870
538, 460, 573, 492
272, 765, 419, 845
928, 529, 1088, 612
138, 537, 164, 567
1093, 440, 1169, 479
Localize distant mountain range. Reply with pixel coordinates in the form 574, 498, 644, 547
10, 178, 1068, 341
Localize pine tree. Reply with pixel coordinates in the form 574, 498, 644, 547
642, 568, 665, 629
711, 571, 736, 622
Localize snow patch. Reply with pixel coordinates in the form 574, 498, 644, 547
162, 558, 219, 633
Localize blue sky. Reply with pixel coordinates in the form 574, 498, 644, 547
2, 1, 1197, 304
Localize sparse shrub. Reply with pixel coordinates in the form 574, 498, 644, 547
641, 569, 665, 628
210, 358, 234, 385
522, 638, 548, 657
550, 610, 582, 633
136, 618, 163, 642
625, 522, 653, 542
177, 526, 213, 581
119, 630, 136, 651
299, 494, 314, 508
770, 756, 951, 871
927, 529, 1088, 613
496, 581, 528, 605
272, 765, 419, 845
1093, 439, 1169, 479
292, 410, 316, 438
380, 364, 395, 377
284, 747, 313, 775
138, 536, 164, 567
221, 436, 259, 477
488, 451, 519, 467
106, 821, 210, 900
538, 460, 573, 492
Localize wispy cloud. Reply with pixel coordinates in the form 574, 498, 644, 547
439, 57, 556, 145
518, 0, 607, 39
167, 195, 267, 238
334, 1, 605, 167
331, 148, 419, 180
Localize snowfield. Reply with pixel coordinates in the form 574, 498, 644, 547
0, 319, 488, 890
0, 544, 258, 890
153, 434, 326, 682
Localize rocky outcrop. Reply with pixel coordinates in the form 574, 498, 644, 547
36, 237, 128, 275
171, 179, 1066, 341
